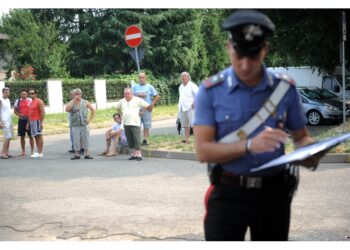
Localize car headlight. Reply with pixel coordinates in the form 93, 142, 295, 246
324, 104, 339, 111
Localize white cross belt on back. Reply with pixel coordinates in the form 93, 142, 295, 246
219, 80, 291, 143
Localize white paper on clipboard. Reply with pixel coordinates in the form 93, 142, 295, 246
251, 133, 350, 172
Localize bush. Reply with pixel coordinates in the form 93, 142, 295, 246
4, 80, 47, 106
61, 78, 95, 103
106, 79, 130, 101
4, 72, 182, 107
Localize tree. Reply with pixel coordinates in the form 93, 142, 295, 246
0, 9, 68, 79
29, 9, 228, 81
264, 9, 350, 74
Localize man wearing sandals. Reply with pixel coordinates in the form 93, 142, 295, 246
0, 87, 14, 159
65, 88, 96, 160
100, 113, 128, 157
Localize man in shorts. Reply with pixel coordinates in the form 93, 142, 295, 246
27, 88, 45, 158
14, 89, 34, 156
100, 113, 128, 157
178, 71, 198, 143
0, 87, 14, 159
132, 72, 160, 146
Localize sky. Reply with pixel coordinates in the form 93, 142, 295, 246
0, 8, 10, 18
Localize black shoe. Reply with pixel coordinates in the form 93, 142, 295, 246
84, 155, 93, 159
128, 156, 138, 160
68, 149, 75, 153
142, 139, 149, 146
71, 155, 80, 160
136, 157, 142, 161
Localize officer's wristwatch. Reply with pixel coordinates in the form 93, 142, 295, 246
245, 138, 252, 154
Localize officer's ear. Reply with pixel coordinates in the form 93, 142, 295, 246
227, 38, 235, 48
262, 42, 270, 57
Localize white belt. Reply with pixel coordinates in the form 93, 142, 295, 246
219, 80, 290, 143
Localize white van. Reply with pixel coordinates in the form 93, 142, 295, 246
267, 66, 350, 100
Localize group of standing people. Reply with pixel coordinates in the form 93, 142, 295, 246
114, 71, 198, 161
0, 71, 199, 161
0, 87, 45, 159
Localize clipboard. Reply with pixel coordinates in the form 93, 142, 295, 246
251, 133, 350, 172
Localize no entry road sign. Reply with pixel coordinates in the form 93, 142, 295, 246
124, 25, 142, 48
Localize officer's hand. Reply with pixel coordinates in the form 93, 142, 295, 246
294, 149, 328, 170
251, 127, 288, 154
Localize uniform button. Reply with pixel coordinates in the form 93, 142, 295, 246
225, 115, 230, 120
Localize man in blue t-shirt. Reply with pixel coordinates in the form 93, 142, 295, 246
132, 72, 160, 146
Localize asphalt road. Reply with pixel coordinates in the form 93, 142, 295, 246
0, 119, 349, 241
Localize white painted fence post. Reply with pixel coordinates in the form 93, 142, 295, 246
47, 80, 63, 114
94, 79, 107, 109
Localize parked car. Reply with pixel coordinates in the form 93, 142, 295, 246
297, 86, 350, 125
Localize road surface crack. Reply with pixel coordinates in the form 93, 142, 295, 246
0, 222, 63, 233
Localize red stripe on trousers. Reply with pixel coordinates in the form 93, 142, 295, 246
204, 184, 215, 222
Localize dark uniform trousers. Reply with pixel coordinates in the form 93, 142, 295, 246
204, 174, 292, 241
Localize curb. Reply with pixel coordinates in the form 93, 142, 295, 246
141, 149, 350, 163
142, 149, 197, 161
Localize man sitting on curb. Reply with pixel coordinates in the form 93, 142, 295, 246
100, 113, 128, 157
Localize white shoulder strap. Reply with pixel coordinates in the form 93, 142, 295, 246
219, 80, 291, 144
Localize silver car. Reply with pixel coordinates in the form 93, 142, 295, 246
297, 87, 350, 125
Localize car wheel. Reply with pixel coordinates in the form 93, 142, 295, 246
307, 110, 322, 125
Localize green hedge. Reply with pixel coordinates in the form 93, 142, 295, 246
61, 78, 95, 103
106, 79, 130, 101
152, 77, 179, 105
4, 80, 48, 106
3, 74, 182, 107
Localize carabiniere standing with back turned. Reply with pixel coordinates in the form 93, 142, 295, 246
193, 10, 322, 241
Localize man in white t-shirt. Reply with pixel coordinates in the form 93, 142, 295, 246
0, 87, 14, 159
178, 71, 199, 143
100, 113, 128, 157
116, 87, 150, 161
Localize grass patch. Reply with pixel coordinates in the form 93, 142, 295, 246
2, 103, 350, 154
146, 123, 350, 154
309, 123, 350, 153
146, 134, 194, 152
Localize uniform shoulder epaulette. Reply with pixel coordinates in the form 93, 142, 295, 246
274, 72, 296, 86
203, 73, 225, 89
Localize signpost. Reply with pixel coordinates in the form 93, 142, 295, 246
342, 11, 347, 125
124, 25, 143, 72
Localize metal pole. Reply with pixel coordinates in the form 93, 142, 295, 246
342, 11, 346, 125
135, 47, 140, 72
